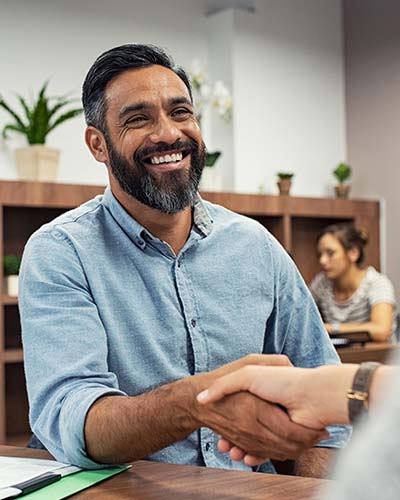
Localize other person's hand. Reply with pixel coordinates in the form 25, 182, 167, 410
197, 364, 357, 428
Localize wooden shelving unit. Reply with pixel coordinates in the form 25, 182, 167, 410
0, 180, 380, 444
0, 181, 106, 445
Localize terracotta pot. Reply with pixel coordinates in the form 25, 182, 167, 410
335, 184, 351, 199
277, 179, 292, 196
15, 145, 60, 182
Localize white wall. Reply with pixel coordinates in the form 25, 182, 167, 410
232, 0, 346, 195
0, 0, 345, 197
344, 0, 400, 298
0, 0, 207, 185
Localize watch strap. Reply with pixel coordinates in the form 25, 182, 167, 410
347, 362, 381, 423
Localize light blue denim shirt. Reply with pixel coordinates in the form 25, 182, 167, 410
20, 187, 350, 470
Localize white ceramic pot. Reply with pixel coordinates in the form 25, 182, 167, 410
5, 275, 19, 297
15, 145, 60, 182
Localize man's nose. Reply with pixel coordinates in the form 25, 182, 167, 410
148, 115, 181, 144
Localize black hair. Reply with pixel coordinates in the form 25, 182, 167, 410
82, 43, 193, 132
318, 223, 369, 266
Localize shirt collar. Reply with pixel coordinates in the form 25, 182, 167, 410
102, 187, 213, 247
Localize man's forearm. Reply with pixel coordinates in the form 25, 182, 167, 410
85, 375, 204, 464
293, 448, 335, 478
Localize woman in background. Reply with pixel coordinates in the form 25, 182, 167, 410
310, 223, 396, 341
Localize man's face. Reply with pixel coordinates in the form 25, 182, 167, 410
103, 65, 205, 213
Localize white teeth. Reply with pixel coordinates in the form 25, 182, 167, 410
150, 152, 183, 165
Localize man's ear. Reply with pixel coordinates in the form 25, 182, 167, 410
85, 126, 109, 163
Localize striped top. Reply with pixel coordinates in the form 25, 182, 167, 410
310, 266, 396, 330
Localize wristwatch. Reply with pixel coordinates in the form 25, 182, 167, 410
347, 362, 381, 423
331, 321, 341, 334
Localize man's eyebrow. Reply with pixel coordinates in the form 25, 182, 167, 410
169, 96, 193, 107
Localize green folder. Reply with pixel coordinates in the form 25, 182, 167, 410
21, 465, 130, 499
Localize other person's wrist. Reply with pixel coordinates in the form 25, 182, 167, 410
312, 365, 358, 425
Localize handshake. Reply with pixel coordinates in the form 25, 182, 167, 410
191, 354, 357, 467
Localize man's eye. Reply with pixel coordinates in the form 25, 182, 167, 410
126, 116, 148, 125
172, 108, 192, 118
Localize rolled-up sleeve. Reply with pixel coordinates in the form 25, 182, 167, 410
20, 228, 126, 468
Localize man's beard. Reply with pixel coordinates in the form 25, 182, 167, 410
105, 135, 206, 214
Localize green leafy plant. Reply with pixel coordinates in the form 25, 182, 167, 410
277, 172, 294, 180
3, 255, 21, 276
333, 163, 352, 184
0, 82, 83, 144
205, 151, 221, 167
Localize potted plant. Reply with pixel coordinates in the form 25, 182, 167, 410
277, 172, 294, 196
333, 162, 352, 199
0, 82, 83, 182
3, 254, 21, 297
188, 61, 232, 191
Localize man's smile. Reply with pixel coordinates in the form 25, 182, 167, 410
142, 148, 192, 172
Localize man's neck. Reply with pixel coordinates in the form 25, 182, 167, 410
110, 183, 193, 255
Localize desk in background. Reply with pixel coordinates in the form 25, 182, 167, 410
337, 342, 400, 364
1, 445, 331, 500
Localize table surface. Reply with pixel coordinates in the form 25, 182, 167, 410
0, 445, 331, 499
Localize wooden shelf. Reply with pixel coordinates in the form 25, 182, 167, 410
3, 349, 24, 363
1, 295, 18, 305
0, 181, 106, 444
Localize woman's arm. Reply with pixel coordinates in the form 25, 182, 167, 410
325, 302, 394, 341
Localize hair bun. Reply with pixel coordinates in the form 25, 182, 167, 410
358, 227, 369, 244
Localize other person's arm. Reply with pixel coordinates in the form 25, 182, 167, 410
325, 302, 394, 341
197, 363, 395, 440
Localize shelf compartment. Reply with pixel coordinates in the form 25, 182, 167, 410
4, 305, 22, 350
5, 363, 31, 437
3, 206, 66, 257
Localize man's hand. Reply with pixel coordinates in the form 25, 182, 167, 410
193, 391, 328, 461
189, 355, 328, 462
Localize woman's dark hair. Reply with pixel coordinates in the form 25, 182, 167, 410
82, 43, 193, 133
318, 223, 369, 266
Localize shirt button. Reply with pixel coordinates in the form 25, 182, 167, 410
191, 319, 196, 328
205, 442, 211, 451
177, 260, 181, 268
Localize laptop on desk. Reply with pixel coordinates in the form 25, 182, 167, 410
330, 331, 372, 348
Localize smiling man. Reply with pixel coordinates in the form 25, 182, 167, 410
19, 44, 349, 477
